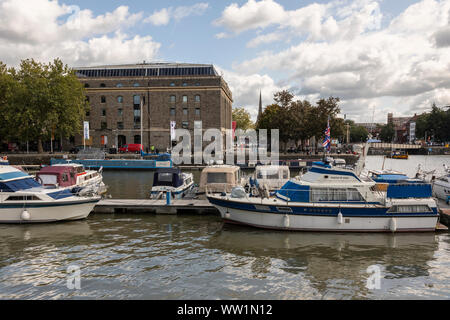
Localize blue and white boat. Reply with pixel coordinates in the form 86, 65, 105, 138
207, 158, 439, 233
150, 168, 194, 199
0, 165, 100, 223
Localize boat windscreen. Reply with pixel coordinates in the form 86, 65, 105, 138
0, 178, 42, 192
153, 172, 183, 187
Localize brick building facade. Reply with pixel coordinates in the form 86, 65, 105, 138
75, 63, 233, 151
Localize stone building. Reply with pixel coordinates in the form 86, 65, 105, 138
75, 63, 233, 151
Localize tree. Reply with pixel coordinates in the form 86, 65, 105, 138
350, 125, 369, 142
0, 62, 16, 141
232, 107, 254, 130
379, 123, 395, 142
2, 58, 89, 152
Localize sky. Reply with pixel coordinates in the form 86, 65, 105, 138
0, 0, 449, 124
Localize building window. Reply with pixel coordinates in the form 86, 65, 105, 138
116, 83, 123, 88
117, 122, 124, 130
102, 109, 106, 116
170, 108, 176, 116
183, 108, 188, 116
170, 82, 175, 87
195, 95, 200, 102
195, 108, 200, 116
100, 83, 106, 87
182, 95, 187, 103
84, 83, 90, 88
101, 96, 106, 103
133, 95, 141, 105
182, 121, 189, 129
101, 122, 107, 130
170, 95, 176, 103
195, 83, 200, 86
133, 83, 140, 87
86, 111, 90, 117
134, 135, 141, 144
118, 108, 123, 116
182, 82, 188, 86
117, 96, 123, 103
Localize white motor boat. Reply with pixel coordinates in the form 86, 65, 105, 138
150, 168, 194, 199
432, 164, 450, 203
207, 157, 439, 233
0, 165, 100, 223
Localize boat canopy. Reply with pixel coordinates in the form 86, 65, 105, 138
199, 165, 240, 193
0, 166, 41, 191
276, 180, 310, 202
36, 165, 78, 187
153, 168, 183, 187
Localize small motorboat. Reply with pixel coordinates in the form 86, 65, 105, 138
0, 165, 100, 223
388, 150, 408, 159
35, 163, 107, 196
432, 164, 450, 203
0, 156, 8, 165
150, 168, 194, 199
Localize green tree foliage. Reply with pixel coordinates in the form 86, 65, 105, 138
379, 123, 395, 142
257, 90, 343, 151
0, 58, 89, 152
232, 107, 254, 130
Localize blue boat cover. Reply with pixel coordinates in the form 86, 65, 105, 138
48, 189, 74, 200
0, 171, 29, 181
386, 184, 432, 198
372, 174, 410, 183
276, 181, 310, 202
0, 178, 41, 192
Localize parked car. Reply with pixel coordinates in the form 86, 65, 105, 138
118, 144, 143, 153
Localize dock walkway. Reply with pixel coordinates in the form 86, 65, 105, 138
94, 199, 218, 215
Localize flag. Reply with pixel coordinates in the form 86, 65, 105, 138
322, 117, 331, 152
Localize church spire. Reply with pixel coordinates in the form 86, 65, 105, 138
257, 90, 262, 122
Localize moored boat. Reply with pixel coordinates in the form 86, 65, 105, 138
150, 168, 194, 199
36, 163, 107, 196
198, 165, 245, 195
0, 165, 100, 223
207, 159, 439, 233
432, 164, 450, 203
388, 150, 408, 159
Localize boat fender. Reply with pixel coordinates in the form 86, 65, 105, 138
224, 211, 231, 219
283, 214, 290, 228
337, 211, 343, 224
389, 217, 397, 232
21, 210, 30, 221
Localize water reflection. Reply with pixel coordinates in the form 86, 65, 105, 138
0, 214, 448, 299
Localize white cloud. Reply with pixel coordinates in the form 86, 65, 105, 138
221, 0, 450, 122
145, 2, 209, 26
0, 0, 160, 66
216, 66, 287, 121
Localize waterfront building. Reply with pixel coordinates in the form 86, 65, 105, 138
75, 63, 233, 151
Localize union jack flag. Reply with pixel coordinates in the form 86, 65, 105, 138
322, 118, 331, 152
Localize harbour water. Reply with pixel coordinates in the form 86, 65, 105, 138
0, 155, 449, 299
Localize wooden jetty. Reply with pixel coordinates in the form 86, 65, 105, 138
93, 199, 218, 215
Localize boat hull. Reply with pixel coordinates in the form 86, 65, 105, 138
209, 198, 438, 233
0, 199, 99, 223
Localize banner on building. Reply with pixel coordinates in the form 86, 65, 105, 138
409, 122, 416, 143
232, 121, 237, 139
83, 121, 89, 140
194, 121, 202, 130
170, 121, 176, 141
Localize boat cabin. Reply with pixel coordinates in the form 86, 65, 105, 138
153, 168, 191, 188
199, 165, 242, 194
254, 165, 290, 190
36, 164, 100, 188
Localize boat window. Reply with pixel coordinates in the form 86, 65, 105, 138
388, 205, 432, 213
311, 188, 363, 202
5, 195, 41, 201
185, 178, 191, 185
38, 174, 58, 185
62, 173, 68, 182
282, 170, 289, 179
207, 173, 227, 184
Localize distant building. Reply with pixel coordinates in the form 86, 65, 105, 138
387, 113, 415, 143
355, 122, 382, 136
75, 63, 233, 150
